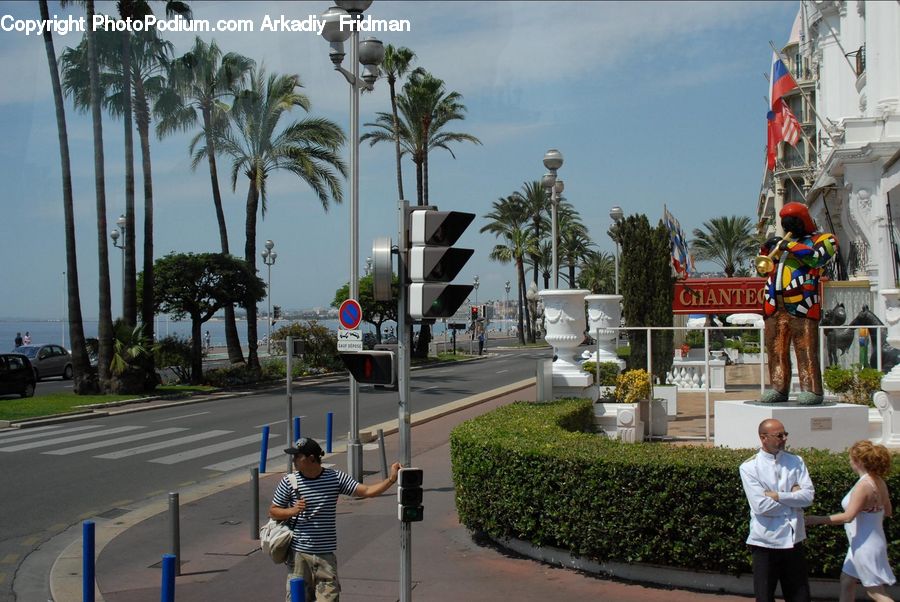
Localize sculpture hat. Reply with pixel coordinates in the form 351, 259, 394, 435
780, 202, 816, 234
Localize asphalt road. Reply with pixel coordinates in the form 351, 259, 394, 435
0, 346, 550, 601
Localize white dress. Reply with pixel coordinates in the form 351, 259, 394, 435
841, 476, 896, 587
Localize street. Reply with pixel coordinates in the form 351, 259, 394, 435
0, 347, 548, 601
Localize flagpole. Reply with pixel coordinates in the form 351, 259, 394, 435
769, 41, 840, 149
761, 92, 817, 177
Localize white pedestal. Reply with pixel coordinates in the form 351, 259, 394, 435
714, 400, 869, 452
653, 384, 678, 417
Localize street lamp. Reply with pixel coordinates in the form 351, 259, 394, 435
109, 213, 126, 318
504, 280, 511, 335
365, 256, 372, 276
473, 275, 480, 305
609, 206, 624, 295
321, 2, 385, 482
261, 239, 277, 355
542, 149, 564, 289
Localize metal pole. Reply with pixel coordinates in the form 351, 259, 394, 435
259, 425, 270, 473
377, 428, 388, 479
551, 188, 558, 289
398, 200, 412, 602
705, 328, 711, 442
120, 245, 125, 319
83, 521, 95, 602
346, 20, 362, 483
266, 262, 272, 355
251, 467, 259, 540
614, 240, 620, 296
286, 335, 293, 472
168, 492, 180, 576
161, 554, 176, 602
326, 412, 334, 453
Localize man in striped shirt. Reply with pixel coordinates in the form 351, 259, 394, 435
270, 437, 401, 601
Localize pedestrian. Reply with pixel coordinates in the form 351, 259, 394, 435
478, 331, 485, 355
270, 437, 401, 601
22, 331, 31, 345
739, 418, 814, 602
806, 440, 895, 602
758, 202, 838, 405
204, 330, 211, 352
14, 332, 22, 348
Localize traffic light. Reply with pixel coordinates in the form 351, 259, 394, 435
407, 208, 475, 319
397, 467, 424, 522
470, 306, 478, 322
273, 305, 282, 319
339, 351, 395, 385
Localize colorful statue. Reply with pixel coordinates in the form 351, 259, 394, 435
758, 202, 838, 405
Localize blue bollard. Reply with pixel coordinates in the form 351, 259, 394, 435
260, 425, 270, 473
290, 577, 305, 601
83, 520, 95, 602
326, 412, 333, 453
161, 554, 176, 602
293, 416, 301, 441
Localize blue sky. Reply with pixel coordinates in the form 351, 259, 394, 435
0, 0, 797, 319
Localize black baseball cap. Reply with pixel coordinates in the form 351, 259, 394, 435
285, 437, 324, 459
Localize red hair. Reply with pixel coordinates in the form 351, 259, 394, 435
849, 440, 892, 478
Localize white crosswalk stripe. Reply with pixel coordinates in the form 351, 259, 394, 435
150, 433, 273, 465
94, 430, 233, 459
0, 424, 103, 443
205, 447, 283, 472
0, 426, 142, 452
43, 427, 188, 455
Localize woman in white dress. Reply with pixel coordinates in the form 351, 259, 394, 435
806, 440, 895, 602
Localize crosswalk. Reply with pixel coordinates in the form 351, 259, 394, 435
0, 421, 287, 472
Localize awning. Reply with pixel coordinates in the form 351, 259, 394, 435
726, 313, 764, 327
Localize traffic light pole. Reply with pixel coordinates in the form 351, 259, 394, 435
397, 200, 412, 602
286, 335, 294, 473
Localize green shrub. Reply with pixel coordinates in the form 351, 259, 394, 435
742, 342, 761, 354
154, 335, 192, 384
203, 364, 263, 388
272, 321, 341, 371
450, 398, 900, 577
823, 365, 882, 406
581, 361, 620, 386
685, 330, 704, 348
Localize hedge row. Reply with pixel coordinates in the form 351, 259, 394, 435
449, 398, 900, 577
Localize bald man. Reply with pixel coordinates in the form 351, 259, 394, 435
739, 419, 815, 602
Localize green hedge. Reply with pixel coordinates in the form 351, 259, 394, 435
450, 398, 900, 577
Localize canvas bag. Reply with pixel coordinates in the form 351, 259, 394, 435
260, 473, 298, 563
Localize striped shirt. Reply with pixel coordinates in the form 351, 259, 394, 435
272, 468, 360, 554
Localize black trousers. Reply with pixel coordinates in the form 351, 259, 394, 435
750, 543, 811, 602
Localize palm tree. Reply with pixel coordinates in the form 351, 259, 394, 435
156, 37, 253, 365
481, 194, 534, 345
516, 180, 550, 287
211, 67, 346, 368
39, 0, 94, 393
558, 206, 593, 288
377, 44, 415, 200
577, 250, 616, 294
690, 215, 758, 277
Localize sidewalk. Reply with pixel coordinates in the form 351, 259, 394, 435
50, 384, 761, 602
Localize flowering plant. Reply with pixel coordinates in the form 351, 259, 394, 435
614, 369, 650, 404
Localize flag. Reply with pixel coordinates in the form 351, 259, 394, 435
769, 53, 797, 109
778, 98, 801, 146
663, 206, 693, 278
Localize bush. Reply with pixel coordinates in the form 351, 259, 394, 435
581, 361, 620, 386
823, 365, 882, 406
154, 335, 192, 384
615, 369, 649, 403
450, 398, 900, 577
272, 321, 341, 371
203, 364, 265, 388
685, 330, 704, 348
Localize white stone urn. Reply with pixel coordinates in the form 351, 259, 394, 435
583, 294, 625, 370
873, 289, 900, 447
539, 289, 593, 399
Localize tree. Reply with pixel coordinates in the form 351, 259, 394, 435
156, 36, 254, 365
149, 253, 265, 383
211, 67, 346, 369
516, 180, 550, 287
377, 44, 415, 200
38, 0, 95, 393
331, 274, 399, 344
618, 214, 674, 382
558, 205, 593, 288
578, 250, 616, 294
481, 194, 534, 345
690, 215, 758, 277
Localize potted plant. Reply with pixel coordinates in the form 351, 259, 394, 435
594, 368, 648, 442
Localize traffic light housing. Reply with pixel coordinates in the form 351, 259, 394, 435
339, 351, 395, 385
407, 208, 475, 320
470, 306, 478, 322
397, 467, 424, 522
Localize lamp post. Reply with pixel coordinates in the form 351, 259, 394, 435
322, 2, 385, 482
109, 213, 126, 318
473, 275, 480, 305
504, 280, 511, 335
541, 149, 564, 289
261, 239, 277, 355
365, 256, 372, 276
609, 206, 624, 295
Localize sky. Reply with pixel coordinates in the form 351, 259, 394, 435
0, 0, 798, 320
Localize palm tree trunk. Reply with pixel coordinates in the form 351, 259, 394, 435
415, 156, 424, 205
244, 177, 261, 370
87, 0, 114, 392
518, 259, 532, 344
121, 29, 137, 327
422, 118, 431, 205
135, 81, 155, 345
389, 79, 404, 200
202, 107, 244, 364
568, 261, 576, 288
40, 0, 95, 393
515, 259, 525, 346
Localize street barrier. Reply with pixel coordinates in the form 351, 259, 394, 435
161, 554, 176, 602
168, 493, 180, 576
293, 416, 301, 441
83, 520, 95, 602
326, 412, 333, 453
251, 467, 259, 540
290, 577, 305, 601
259, 425, 270, 473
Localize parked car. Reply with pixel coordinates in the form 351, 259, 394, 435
13, 344, 73, 380
0, 353, 36, 397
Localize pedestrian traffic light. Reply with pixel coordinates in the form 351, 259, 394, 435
397, 467, 424, 522
273, 305, 282, 319
470, 306, 478, 321
407, 208, 475, 320
339, 351, 395, 385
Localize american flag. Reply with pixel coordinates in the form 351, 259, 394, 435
778, 99, 801, 146
663, 206, 694, 278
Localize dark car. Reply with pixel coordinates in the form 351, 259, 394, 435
0, 353, 36, 397
13, 344, 73, 380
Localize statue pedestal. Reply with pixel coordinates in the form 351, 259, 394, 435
714, 400, 868, 452
873, 289, 900, 447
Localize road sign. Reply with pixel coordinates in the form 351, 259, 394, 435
339, 299, 363, 330
337, 328, 363, 351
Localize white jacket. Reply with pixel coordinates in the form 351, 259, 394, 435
739, 449, 814, 548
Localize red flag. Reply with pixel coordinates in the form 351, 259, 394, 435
766, 110, 780, 171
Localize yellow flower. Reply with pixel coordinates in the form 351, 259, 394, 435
614, 369, 650, 404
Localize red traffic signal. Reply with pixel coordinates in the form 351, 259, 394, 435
339, 351, 395, 386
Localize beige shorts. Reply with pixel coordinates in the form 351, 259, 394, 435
286, 551, 339, 601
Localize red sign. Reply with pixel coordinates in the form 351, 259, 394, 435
338, 299, 363, 329
673, 278, 766, 314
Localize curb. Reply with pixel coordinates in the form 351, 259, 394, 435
47, 377, 536, 602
